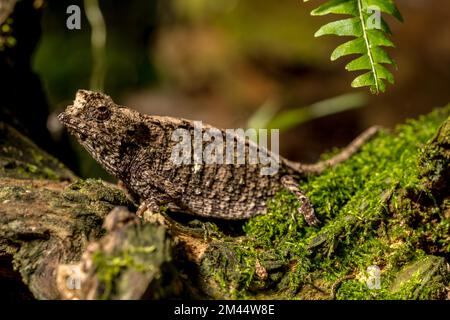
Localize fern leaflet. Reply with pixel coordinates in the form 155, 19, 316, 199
304, 0, 403, 94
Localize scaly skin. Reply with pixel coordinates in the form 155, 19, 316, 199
59, 90, 380, 226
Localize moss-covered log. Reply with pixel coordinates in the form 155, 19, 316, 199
57, 207, 181, 300
0, 123, 134, 299
0, 122, 196, 300
0, 104, 449, 300
197, 105, 450, 300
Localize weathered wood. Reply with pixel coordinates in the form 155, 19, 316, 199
0, 121, 204, 300
0, 122, 135, 299
57, 207, 181, 300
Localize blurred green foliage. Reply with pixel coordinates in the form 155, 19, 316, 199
30, 0, 449, 180
33, 0, 158, 109
0, 18, 16, 50
248, 92, 368, 131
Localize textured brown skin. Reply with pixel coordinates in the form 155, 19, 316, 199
58, 90, 379, 225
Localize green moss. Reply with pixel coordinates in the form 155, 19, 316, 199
337, 255, 448, 300
202, 105, 450, 299
92, 246, 157, 299
90, 223, 174, 300
63, 179, 135, 209
0, 186, 28, 202
0, 123, 75, 181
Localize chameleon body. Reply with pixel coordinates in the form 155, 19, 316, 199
59, 90, 379, 226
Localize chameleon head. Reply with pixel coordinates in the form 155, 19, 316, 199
58, 89, 156, 177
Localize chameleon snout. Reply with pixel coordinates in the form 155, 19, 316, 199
57, 111, 68, 124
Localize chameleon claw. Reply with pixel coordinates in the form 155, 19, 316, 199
136, 199, 160, 218
281, 175, 320, 227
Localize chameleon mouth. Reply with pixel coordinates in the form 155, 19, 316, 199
58, 111, 89, 140
58, 111, 77, 130
57, 111, 68, 124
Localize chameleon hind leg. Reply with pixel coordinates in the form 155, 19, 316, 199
279, 126, 381, 226
281, 175, 320, 226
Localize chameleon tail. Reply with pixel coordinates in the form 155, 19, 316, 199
285, 125, 381, 175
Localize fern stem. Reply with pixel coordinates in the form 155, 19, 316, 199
357, 0, 378, 93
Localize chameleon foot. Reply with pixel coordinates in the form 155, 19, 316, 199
136, 199, 172, 226
136, 199, 161, 218
281, 175, 320, 226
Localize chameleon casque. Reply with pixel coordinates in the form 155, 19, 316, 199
59, 90, 379, 226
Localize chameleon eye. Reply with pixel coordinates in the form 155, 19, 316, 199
93, 105, 111, 121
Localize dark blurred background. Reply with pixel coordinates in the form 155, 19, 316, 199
2, 0, 450, 179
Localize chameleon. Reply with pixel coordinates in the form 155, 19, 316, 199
58, 90, 380, 226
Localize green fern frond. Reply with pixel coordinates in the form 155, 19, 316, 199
304, 0, 403, 94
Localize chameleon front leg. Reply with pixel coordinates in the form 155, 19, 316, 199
135, 186, 180, 217
281, 175, 320, 226
117, 180, 160, 218
136, 197, 163, 217
131, 167, 184, 217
